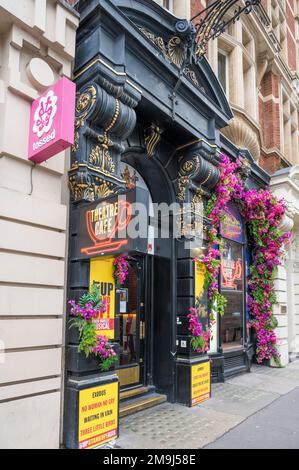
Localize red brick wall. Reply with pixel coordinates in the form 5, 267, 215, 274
191, 0, 206, 21
258, 72, 282, 174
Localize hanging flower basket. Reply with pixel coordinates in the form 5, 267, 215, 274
68, 282, 118, 372
113, 254, 130, 287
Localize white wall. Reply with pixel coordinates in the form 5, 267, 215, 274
0, 0, 78, 449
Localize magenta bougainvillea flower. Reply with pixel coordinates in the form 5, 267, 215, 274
113, 255, 129, 285
192, 153, 291, 364
187, 307, 212, 353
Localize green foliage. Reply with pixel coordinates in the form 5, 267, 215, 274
79, 282, 102, 309
190, 335, 205, 352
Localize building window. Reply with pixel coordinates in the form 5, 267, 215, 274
218, 51, 228, 95
219, 203, 246, 351
162, 0, 173, 12
281, 88, 299, 165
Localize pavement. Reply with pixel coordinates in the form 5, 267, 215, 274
116, 360, 299, 449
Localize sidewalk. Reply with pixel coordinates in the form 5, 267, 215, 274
116, 360, 299, 449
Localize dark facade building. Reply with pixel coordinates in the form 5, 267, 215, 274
64, 0, 270, 448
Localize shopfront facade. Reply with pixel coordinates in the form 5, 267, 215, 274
63, 0, 270, 448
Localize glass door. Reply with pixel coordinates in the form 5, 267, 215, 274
115, 257, 145, 388
220, 238, 245, 350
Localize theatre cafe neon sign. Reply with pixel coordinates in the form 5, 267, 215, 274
28, 77, 76, 164
77, 189, 149, 259
82, 199, 132, 256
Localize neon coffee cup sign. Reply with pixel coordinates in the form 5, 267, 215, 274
28, 77, 76, 164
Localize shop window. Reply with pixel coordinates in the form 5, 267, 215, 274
220, 203, 246, 351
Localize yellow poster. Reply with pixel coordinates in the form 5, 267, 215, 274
195, 260, 206, 300
191, 361, 211, 406
78, 382, 119, 449
90, 257, 116, 339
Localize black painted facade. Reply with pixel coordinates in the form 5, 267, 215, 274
63, 0, 270, 447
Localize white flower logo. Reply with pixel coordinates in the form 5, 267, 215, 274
33, 90, 58, 138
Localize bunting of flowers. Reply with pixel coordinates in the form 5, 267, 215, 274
68, 282, 117, 371
113, 255, 130, 286
188, 306, 212, 353
191, 153, 291, 365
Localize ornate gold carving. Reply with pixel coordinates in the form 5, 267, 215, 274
200, 166, 212, 186
144, 124, 163, 157
177, 175, 190, 201
177, 156, 201, 202
168, 36, 185, 68
139, 27, 167, 56
95, 182, 113, 199
138, 27, 204, 93
182, 160, 194, 173
72, 86, 97, 153
89, 145, 116, 174
192, 191, 203, 210
180, 156, 200, 175
68, 174, 114, 202
121, 165, 138, 189
87, 98, 121, 177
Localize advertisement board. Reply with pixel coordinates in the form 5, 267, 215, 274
78, 382, 119, 449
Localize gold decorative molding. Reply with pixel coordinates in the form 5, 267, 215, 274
177, 175, 190, 202
144, 124, 163, 157
139, 27, 204, 92
68, 174, 114, 202
177, 156, 201, 201
89, 145, 116, 174
121, 165, 138, 189
72, 85, 97, 152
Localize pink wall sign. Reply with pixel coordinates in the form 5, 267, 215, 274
28, 77, 76, 164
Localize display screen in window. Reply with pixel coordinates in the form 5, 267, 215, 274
221, 239, 243, 291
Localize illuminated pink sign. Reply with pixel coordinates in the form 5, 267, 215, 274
28, 77, 76, 164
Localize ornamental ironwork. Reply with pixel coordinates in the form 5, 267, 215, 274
191, 0, 261, 60
172, 0, 260, 67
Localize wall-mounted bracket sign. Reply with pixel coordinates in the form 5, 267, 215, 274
28, 77, 76, 164
77, 189, 149, 259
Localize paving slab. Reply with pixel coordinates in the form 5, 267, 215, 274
200, 382, 279, 417
227, 371, 299, 395
251, 364, 299, 381
117, 402, 243, 449
115, 361, 299, 449
206, 386, 299, 449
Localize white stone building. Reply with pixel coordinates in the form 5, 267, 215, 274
0, 0, 78, 449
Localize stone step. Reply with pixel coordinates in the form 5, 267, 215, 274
120, 385, 154, 402
119, 392, 167, 418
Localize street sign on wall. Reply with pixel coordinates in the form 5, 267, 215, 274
28, 76, 76, 164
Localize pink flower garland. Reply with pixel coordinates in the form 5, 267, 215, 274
187, 307, 211, 353
113, 255, 129, 285
200, 153, 291, 364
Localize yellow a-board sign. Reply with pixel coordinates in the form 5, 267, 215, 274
78, 382, 119, 449
191, 361, 211, 406
90, 257, 115, 339
194, 260, 206, 300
